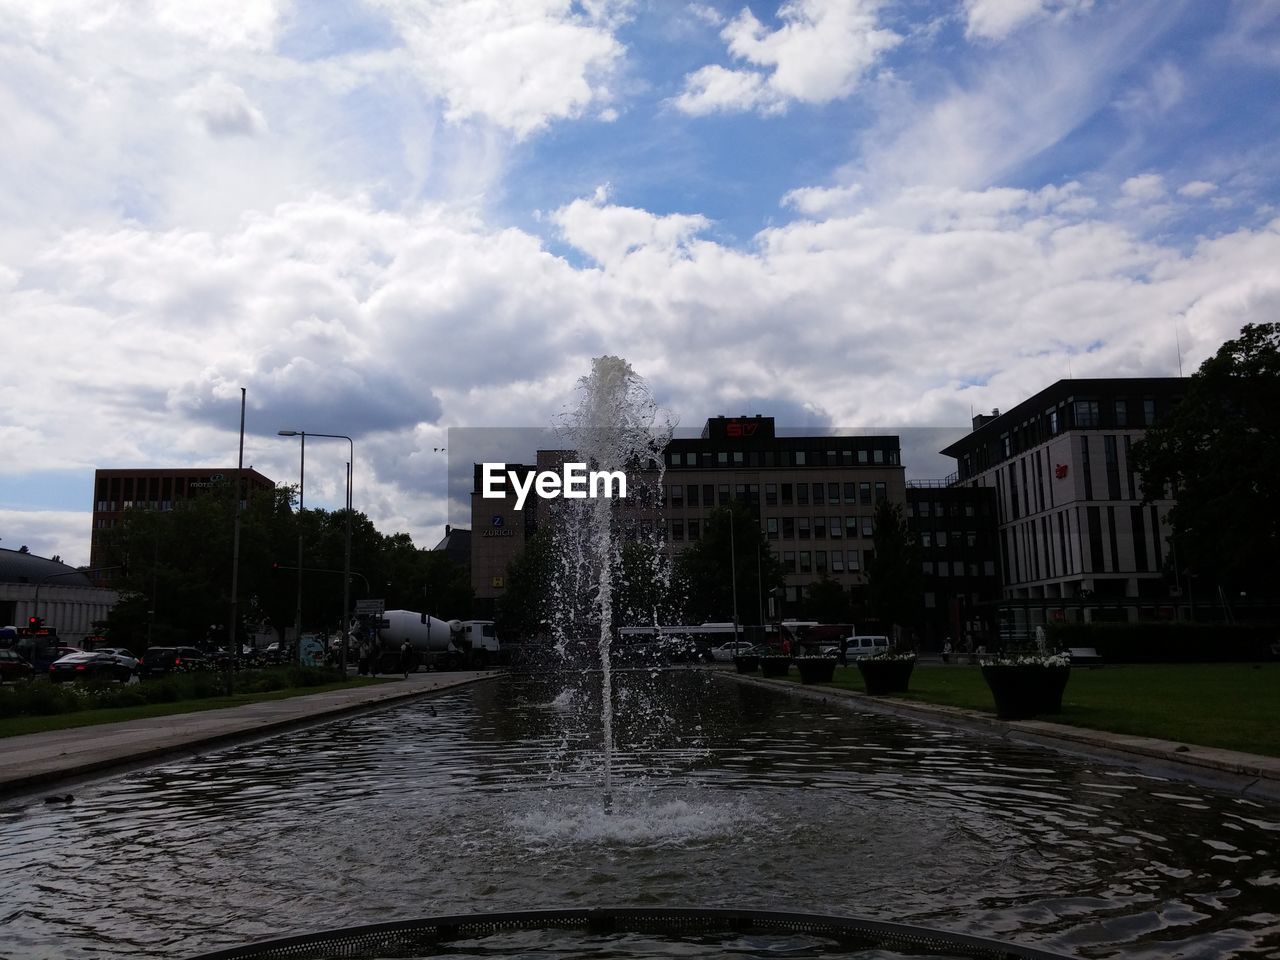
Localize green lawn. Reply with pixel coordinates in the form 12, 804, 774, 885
789, 662, 1280, 758
0, 677, 387, 739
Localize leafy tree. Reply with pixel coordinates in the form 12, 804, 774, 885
497, 527, 556, 641
672, 500, 786, 625
864, 498, 922, 643
803, 575, 852, 624
1131, 322, 1280, 597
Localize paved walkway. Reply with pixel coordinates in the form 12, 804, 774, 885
0, 670, 495, 797
727, 670, 1280, 803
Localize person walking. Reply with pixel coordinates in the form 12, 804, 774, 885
942, 637, 952, 664
399, 639, 413, 679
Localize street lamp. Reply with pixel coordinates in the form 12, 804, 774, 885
278, 429, 354, 674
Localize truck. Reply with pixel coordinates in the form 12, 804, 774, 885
374, 610, 502, 672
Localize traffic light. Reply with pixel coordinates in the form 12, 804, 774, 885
28, 615, 42, 629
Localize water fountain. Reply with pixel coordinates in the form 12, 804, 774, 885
3, 357, 1277, 960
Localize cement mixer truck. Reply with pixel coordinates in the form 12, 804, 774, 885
374, 610, 502, 672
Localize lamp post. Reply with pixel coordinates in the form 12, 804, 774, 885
278, 429, 354, 674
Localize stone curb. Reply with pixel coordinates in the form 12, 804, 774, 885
723, 671, 1280, 804
0, 672, 498, 799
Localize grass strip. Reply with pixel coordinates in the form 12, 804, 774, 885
0, 677, 388, 739
786, 662, 1280, 758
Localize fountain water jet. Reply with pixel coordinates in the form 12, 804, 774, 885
548, 357, 676, 805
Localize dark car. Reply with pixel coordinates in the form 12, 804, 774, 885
0, 648, 35, 682
48, 652, 133, 683
137, 646, 208, 678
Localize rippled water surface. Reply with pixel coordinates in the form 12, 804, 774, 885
2, 671, 1278, 959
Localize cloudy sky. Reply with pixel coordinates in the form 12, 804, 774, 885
2, 0, 1278, 567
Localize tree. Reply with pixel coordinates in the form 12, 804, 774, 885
672, 500, 786, 625
803, 575, 851, 624
864, 498, 922, 644
497, 528, 556, 641
1131, 322, 1280, 598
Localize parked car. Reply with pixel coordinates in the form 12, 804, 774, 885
49, 652, 133, 683
710, 640, 754, 662
137, 646, 209, 677
0, 648, 34, 681
95, 647, 139, 672
824, 635, 892, 663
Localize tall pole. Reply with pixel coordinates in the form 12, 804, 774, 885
341, 449, 352, 676
729, 513, 739, 642
295, 432, 306, 664
229, 387, 245, 671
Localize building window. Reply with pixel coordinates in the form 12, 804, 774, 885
846, 549, 860, 571
874, 449, 884, 463
766, 518, 779, 540
844, 482, 856, 502
936, 531, 947, 547
831, 552, 844, 573
919, 500, 931, 517
718, 484, 730, 505
924, 592, 936, 609
783, 550, 796, 572
795, 451, 807, 466
813, 483, 824, 504
922, 560, 933, 575
798, 518, 811, 540
845, 516, 858, 538
1074, 399, 1100, 427
733, 451, 745, 465
1047, 408, 1059, 434
703, 484, 714, 505
921, 531, 932, 547
1114, 400, 1127, 427
718, 451, 728, 464
765, 483, 778, 506
783, 517, 795, 539
874, 481, 886, 502
815, 550, 827, 573
858, 449, 869, 464
813, 516, 826, 539
830, 517, 842, 538
671, 520, 684, 541
797, 484, 810, 505
799, 551, 812, 573
859, 482, 871, 505
828, 482, 840, 503
781, 483, 793, 505
687, 484, 700, 506
688, 519, 700, 541
953, 560, 964, 576
1143, 398, 1156, 425
671, 484, 683, 506
862, 517, 874, 537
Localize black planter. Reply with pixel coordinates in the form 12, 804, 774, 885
981, 664, 1072, 720
795, 658, 837, 684
733, 655, 760, 674
856, 657, 915, 695
759, 656, 793, 677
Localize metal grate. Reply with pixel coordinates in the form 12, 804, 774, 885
185, 907, 1076, 959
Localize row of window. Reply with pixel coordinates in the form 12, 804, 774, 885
666, 448, 897, 469
666, 481, 889, 508
668, 516, 877, 543
923, 559, 997, 577
905, 499, 989, 519
781, 549, 865, 575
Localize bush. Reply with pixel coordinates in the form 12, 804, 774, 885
1046, 621, 1276, 662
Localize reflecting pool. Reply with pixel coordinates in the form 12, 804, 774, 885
2, 671, 1277, 959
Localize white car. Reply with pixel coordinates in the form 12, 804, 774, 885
95, 647, 139, 672
710, 640, 754, 662
823, 636, 892, 662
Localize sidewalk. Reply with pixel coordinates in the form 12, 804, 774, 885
727, 671, 1280, 804
0, 670, 495, 797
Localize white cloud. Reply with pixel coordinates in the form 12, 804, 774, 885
962, 0, 1093, 42
674, 0, 900, 115
370, 0, 626, 138
552, 191, 711, 267
1178, 180, 1218, 198
177, 76, 269, 138
1118, 172, 1166, 204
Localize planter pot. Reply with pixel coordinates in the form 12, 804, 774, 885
980, 664, 1072, 720
795, 658, 837, 684
733, 655, 760, 674
856, 657, 915, 695
759, 656, 793, 678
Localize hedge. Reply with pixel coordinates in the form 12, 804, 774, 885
1045, 621, 1276, 663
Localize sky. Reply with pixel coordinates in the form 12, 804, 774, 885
2, 0, 1278, 568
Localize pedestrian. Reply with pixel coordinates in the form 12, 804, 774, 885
400, 639, 413, 678
942, 637, 952, 664
357, 639, 370, 676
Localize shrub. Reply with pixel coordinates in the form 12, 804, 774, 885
1045, 621, 1275, 662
